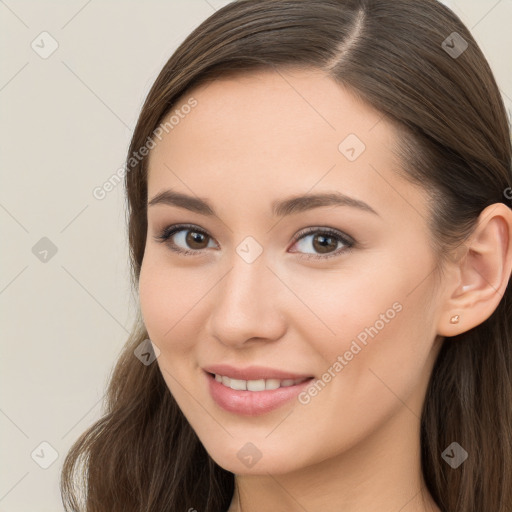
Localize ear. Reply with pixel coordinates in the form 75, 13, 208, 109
437, 203, 512, 337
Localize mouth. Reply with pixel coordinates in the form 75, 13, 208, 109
207, 372, 313, 391
204, 370, 315, 416
202, 363, 314, 382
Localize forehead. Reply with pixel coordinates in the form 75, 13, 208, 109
153, 67, 389, 160
146, 68, 426, 223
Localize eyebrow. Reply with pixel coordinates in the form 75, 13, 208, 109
147, 189, 379, 217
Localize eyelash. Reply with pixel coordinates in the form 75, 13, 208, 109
153, 223, 355, 261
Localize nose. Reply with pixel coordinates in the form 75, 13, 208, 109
208, 254, 288, 348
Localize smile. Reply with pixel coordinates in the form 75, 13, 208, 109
205, 371, 315, 416
213, 373, 311, 391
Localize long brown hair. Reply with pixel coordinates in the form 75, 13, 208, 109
60, 1, 512, 510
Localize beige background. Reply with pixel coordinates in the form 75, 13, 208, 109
0, 1, 510, 510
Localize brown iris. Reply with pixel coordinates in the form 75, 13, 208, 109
311, 233, 338, 254
186, 230, 209, 249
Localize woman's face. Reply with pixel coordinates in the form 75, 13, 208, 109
139, 68, 446, 475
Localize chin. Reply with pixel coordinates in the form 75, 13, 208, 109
202, 439, 309, 475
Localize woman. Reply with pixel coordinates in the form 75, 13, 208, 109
60, 1, 512, 511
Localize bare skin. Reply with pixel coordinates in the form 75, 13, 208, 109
138, 68, 512, 512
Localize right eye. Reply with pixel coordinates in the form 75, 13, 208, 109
154, 224, 217, 256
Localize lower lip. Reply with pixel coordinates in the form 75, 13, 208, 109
205, 371, 314, 416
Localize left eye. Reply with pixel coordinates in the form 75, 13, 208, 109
154, 224, 355, 260
290, 228, 354, 259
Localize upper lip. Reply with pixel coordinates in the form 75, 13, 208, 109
203, 364, 314, 381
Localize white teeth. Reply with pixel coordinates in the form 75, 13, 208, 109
265, 379, 281, 390
229, 378, 247, 391
214, 374, 308, 391
247, 379, 265, 391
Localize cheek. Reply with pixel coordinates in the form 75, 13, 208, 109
292, 251, 436, 384
315, 266, 436, 413
138, 256, 211, 357
285, 261, 403, 345
138, 259, 167, 337
138, 258, 185, 345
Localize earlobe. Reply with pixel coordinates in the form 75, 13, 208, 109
449, 314, 460, 324
437, 203, 512, 337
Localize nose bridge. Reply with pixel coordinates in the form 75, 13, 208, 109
226, 251, 270, 306
209, 248, 286, 345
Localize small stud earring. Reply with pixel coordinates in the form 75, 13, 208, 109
450, 314, 460, 324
